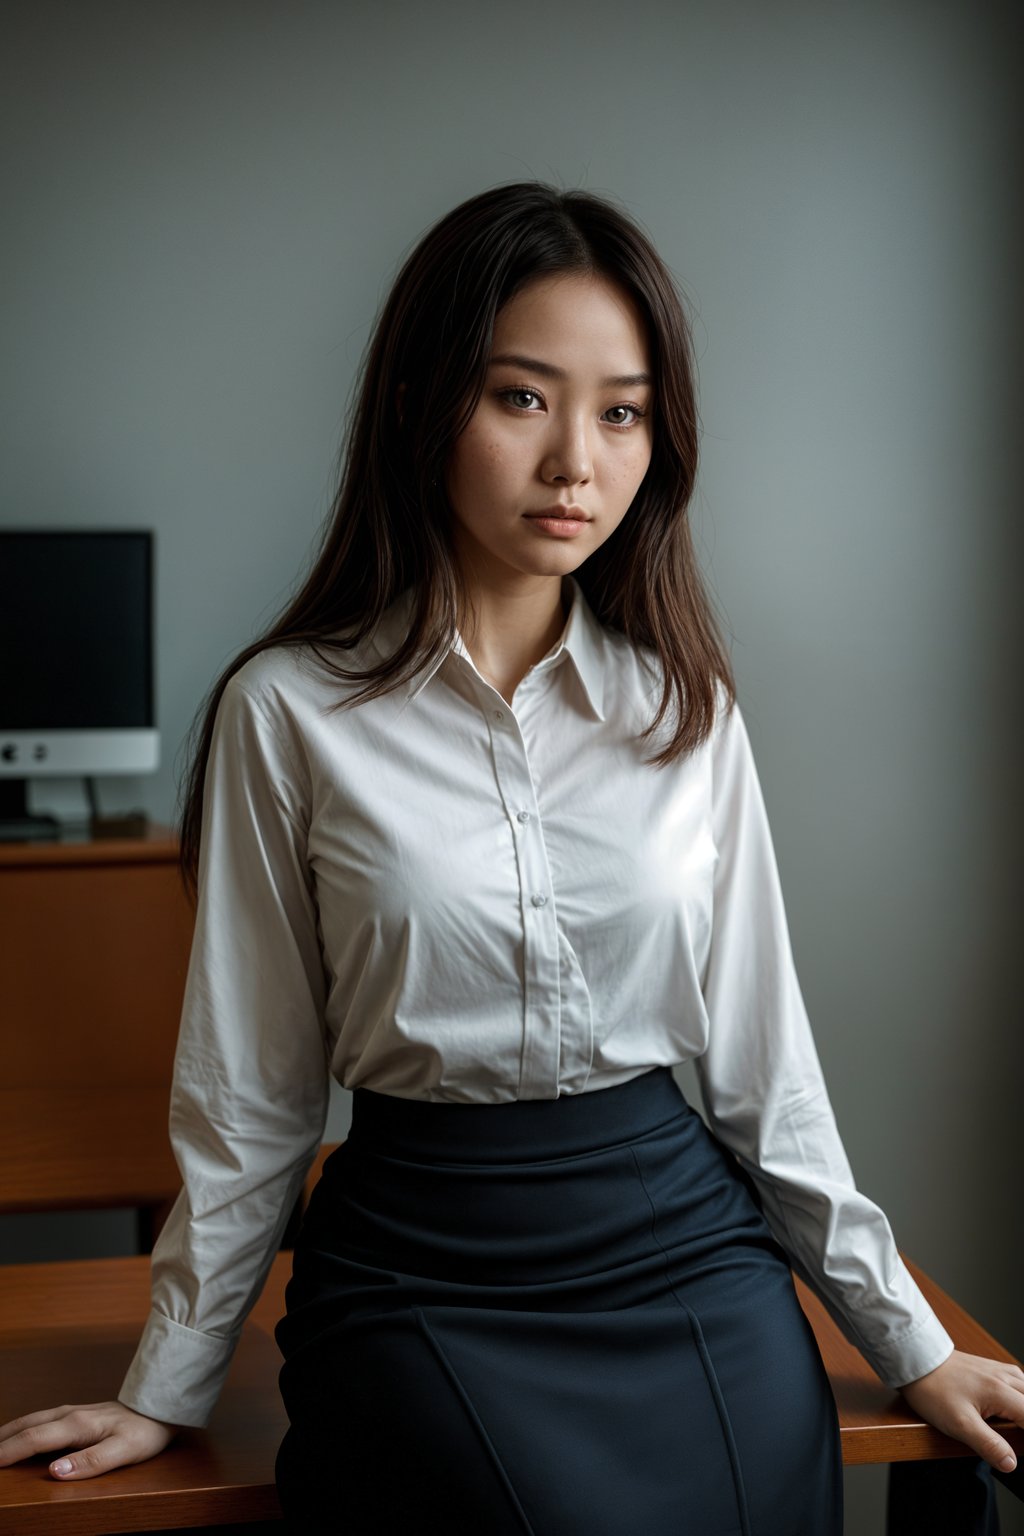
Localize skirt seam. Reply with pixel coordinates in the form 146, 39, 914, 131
681, 1300, 754, 1536
411, 1305, 538, 1536
628, 1143, 753, 1536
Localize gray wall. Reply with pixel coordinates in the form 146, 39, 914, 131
3, 3, 1021, 1529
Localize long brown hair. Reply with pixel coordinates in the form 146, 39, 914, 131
180, 182, 735, 893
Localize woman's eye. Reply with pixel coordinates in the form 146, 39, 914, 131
603, 404, 645, 427
501, 388, 543, 411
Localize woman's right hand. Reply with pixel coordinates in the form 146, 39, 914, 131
0, 1401, 177, 1480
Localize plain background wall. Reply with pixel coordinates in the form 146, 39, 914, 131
2, 2, 1021, 1529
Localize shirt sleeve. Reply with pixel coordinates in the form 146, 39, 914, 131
118, 671, 330, 1426
693, 699, 954, 1389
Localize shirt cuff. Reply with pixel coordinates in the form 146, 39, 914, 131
863, 1308, 955, 1391
118, 1309, 240, 1428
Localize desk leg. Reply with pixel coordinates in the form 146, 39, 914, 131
887, 1460, 999, 1535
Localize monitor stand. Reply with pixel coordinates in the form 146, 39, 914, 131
0, 779, 61, 843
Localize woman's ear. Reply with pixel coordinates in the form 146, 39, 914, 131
395, 382, 407, 426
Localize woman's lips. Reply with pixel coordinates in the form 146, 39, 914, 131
524, 517, 587, 536
524, 510, 590, 537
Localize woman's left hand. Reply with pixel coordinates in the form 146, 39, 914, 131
899, 1349, 1024, 1472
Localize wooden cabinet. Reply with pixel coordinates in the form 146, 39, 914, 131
0, 830, 193, 1216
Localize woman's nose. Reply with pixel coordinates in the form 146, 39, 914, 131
541, 417, 593, 487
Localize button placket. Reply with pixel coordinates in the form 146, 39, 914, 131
555, 931, 596, 1095
484, 697, 561, 1097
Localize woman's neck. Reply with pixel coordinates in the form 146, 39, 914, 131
457, 574, 569, 706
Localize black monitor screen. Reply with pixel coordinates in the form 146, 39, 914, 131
0, 531, 154, 729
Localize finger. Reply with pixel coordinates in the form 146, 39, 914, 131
955, 1407, 1019, 1473
0, 1414, 99, 1467
988, 1383, 1024, 1431
983, 1363, 1024, 1393
0, 1407, 74, 1443
0, 1409, 113, 1468
50, 1437, 139, 1481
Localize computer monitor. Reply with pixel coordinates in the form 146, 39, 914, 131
0, 529, 158, 836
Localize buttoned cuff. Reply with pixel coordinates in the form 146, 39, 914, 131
118, 1309, 240, 1428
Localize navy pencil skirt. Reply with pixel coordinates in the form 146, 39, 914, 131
274, 1067, 842, 1535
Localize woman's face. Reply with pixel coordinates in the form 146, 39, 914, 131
445, 271, 654, 590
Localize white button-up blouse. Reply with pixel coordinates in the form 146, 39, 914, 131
118, 576, 954, 1427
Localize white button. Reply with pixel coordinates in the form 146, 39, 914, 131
531, 893, 547, 908
493, 709, 504, 721
516, 810, 531, 824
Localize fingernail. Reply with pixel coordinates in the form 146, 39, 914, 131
51, 1458, 72, 1476
999, 1454, 1017, 1473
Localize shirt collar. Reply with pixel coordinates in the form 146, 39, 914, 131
535, 575, 607, 722
371, 576, 607, 721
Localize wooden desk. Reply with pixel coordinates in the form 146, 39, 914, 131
0, 828, 191, 1098
0, 1254, 290, 1535
0, 1251, 1021, 1533
0, 829, 191, 1223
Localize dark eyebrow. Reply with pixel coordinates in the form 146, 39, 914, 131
488, 352, 652, 389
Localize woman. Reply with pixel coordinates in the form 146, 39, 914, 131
1, 183, 1021, 1534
